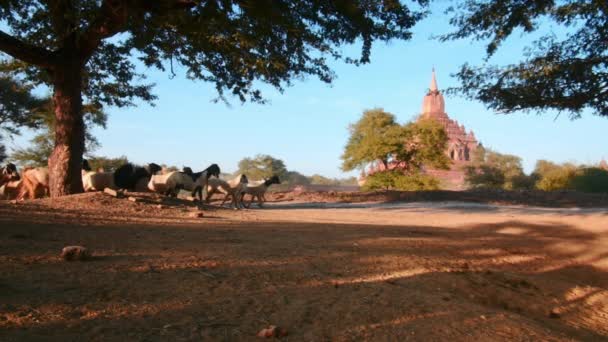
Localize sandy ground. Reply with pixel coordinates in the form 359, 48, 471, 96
1, 191, 607, 341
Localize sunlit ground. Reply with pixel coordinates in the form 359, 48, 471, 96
1, 194, 607, 341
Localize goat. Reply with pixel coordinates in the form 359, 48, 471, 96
81, 159, 116, 191
0, 180, 21, 200
190, 164, 221, 202
148, 171, 195, 197
114, 162, 162, 191
1, 163, 20, 188
17, 167, 49, 200
206, 174, 249, 209
241, 175, 281, 208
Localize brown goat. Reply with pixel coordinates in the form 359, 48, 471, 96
17, 167, 49, 200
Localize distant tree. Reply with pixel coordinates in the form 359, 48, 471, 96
284, 171, 311, 186
342, 111, 449, 173
309, 174, 335, 185
0, 75, 47, 136
465, 146, 530, 190
0, 1, 428, 196
0, 143, 6, 163
570, 167, 608, 193
532, 160, 578, 191
87, 156, 129, 172
442, 0, 608, 118
12, 105, 106, 167
362, 170, 440, 191
237, 154, 288, 180
341, 109, 405, 171
343, 110, 449, 189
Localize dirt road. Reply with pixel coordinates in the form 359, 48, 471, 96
1, 193, 607, 341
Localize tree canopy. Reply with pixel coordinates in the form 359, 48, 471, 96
0, 0, 429, 196
237, 154, 288, 180
0, 75, 45, 137
443, 0, 608, 118
341, 109, 449, 172
464, 145, 530, 190
12, 103, 107, 167
341, 109, 406, 171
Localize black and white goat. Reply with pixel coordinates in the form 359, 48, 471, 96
114, 162, 162, 191
241, 175, 281, 208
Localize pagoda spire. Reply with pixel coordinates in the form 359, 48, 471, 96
430, 67, 438, 92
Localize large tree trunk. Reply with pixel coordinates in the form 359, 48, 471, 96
48, 62, 85, 197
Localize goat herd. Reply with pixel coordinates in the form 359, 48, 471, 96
0, 161, 281, 209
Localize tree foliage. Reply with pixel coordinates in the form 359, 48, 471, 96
12, 104, 107, 167
341, 108, 405, 171
342, 109, 449, 172
0, 75, 46, 137
362, 169, 440, 191
532, 160, 608, 193
87, 155, 129, 172
464, 145, 530, 190
0, 0, 428, 196
237, 154, 288, 180
309, 174, 358, 186
443, 0, 608, 118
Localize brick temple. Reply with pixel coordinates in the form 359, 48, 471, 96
361, 69, 480, 189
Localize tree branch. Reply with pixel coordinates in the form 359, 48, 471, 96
0, 31, 57, 68
78, 0, 196, 60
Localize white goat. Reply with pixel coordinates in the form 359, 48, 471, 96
206, 174, 249, 209
17, 167, 49, 199
241, 175, 281, 208
148, 171, 195, 196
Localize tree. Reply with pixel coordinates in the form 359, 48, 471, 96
465, 146, 530, 190
362, 169, 440, 191
284, 171, 311, 186
342, 110, 449, 171
87, 155, 129, 172
341, 109, 406, 171
0, 75, 47, 161
0, 75, 46, 137
442, 0, 608, 118
237, 154, 288, 180
0, 143, 6, 163
12, 103, 107, 167
0, 1, 427, 197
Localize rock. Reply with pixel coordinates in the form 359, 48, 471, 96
257, 325, 287, 338
189, 211, 204, 218
127, 196, 140, 203
549, 309, 561, 319
60, 246, 91, 261
156, 204, 165, 209
103, 188, 123, 198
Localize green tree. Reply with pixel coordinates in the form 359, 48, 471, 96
12, 104, 107, 167
0, 1, 427, 197
465, 146, 529, 190
0, 143, 6, 163
532, 160, 578, 191
237, 154, 288, 180
0, 75, 47, 161
341, 109, 405, 171
0, 75, 46, 137
284, 171, 311, 187
87, 155, 129, 172
442, 0, 608, 118
362, 169, 440, 191
343, 110, 449, 189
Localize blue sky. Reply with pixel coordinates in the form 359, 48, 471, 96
9, 3, 608, 178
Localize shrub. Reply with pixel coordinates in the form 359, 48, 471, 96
362, 170, 440, 191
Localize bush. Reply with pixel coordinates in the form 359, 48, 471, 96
532, 161, 608, 193
362, 170, 440, 191
570, 168, 608, 193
